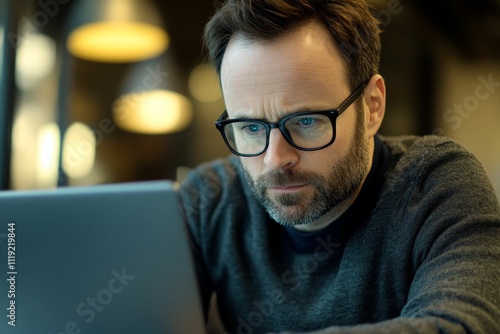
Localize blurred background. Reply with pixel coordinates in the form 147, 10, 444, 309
0, 0, 499, 197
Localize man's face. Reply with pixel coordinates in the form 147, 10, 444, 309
220, 21, 372, 228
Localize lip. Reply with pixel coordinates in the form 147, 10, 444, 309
268, 184, 309, 194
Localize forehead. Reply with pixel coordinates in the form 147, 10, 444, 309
220, 21, 349, 118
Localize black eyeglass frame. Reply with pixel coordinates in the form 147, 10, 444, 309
215, 80, 369, 157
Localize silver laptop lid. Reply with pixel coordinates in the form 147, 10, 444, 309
0, 181, 205, 334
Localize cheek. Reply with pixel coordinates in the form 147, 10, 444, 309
304, 117, 358, 170
332, 136, 352, 161
301, 148, 338, 174
333, 111, 359, 154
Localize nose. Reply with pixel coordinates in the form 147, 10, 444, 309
263, 128, 300, 171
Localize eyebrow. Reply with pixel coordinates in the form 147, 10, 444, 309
229, 107, 335, 121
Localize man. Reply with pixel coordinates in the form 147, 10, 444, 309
179, 0, 500, 333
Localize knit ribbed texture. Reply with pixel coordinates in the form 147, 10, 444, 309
179, 135, 500, 334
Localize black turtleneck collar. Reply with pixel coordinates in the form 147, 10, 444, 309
277, 134, 390, 253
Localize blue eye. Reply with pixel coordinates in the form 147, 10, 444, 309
238, 122, 265, 135
247, 123, 262, 132
286, 114, 330, 134
298, 117, 316, 126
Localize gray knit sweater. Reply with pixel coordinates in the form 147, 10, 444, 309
179, 135, 500, 334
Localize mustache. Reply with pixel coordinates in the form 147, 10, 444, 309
256, 169, 323, 188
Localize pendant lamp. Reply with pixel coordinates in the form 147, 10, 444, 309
65, 0, 169, 63
112, 54, 193, 134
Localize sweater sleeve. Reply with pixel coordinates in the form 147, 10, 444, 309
178, 157, 242, 320
178, 163, 220, 319
270, 137, 500, 334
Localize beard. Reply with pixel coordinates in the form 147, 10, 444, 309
242, 106, 370, 227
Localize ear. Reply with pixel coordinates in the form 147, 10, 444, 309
363, 74, 386, 138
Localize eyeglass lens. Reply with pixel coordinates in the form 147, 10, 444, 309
223, 113, 334, 155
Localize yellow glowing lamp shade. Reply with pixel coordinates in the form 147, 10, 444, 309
113, 90, 193, 134
67, 22, 169, 63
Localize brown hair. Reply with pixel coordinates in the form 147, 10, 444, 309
204, 0, 381, 90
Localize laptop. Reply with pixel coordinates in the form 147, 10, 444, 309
0, 180, 206, 334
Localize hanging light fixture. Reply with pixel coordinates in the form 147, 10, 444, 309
113, 89, 193, 134
112, 53, 193, 134
66, 0, 169, 63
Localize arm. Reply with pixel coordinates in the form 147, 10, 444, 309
178, 157, 241, 321
178, 170, 216, 320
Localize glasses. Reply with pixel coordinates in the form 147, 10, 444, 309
215, 80, 368, 157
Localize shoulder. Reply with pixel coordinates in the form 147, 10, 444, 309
180, 156, 241, 192
179, 156, 243, 216
379, 134, 500, 214
380, 134, 486, 183
381, 134, 473, 165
